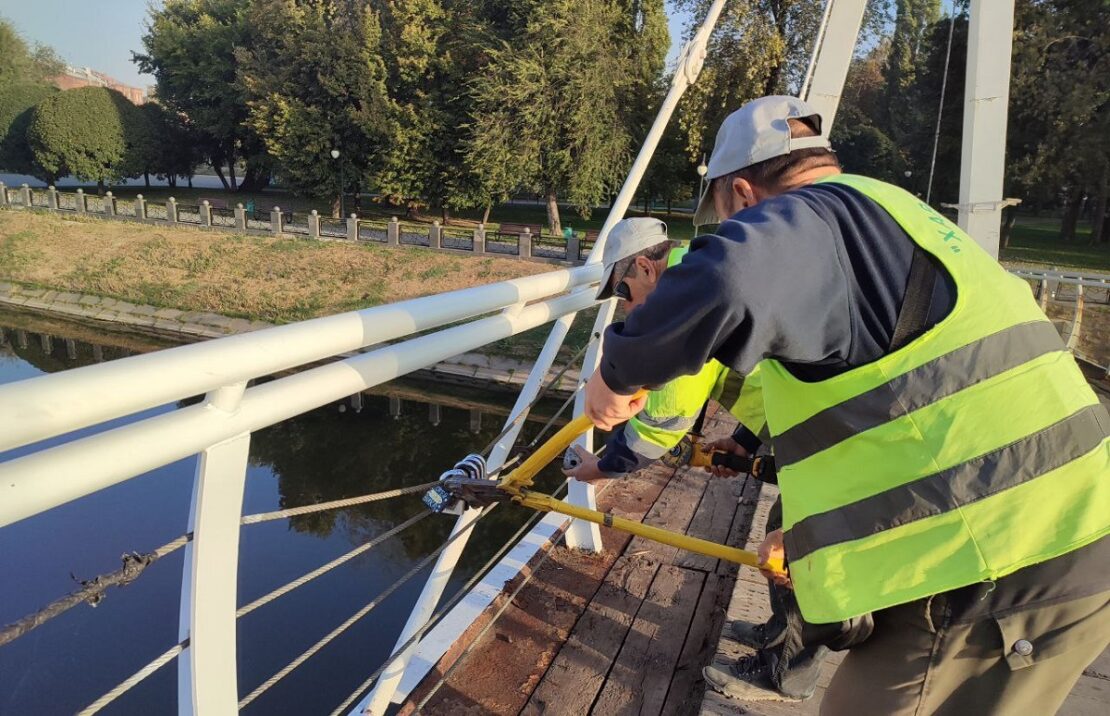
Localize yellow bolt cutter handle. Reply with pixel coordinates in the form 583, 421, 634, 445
491, 391, 787, 577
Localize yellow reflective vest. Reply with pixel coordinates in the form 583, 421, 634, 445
623, 246, 730, 459
761, 175, 1109, 623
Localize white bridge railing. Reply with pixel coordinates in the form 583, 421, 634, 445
0, 263, 606, 713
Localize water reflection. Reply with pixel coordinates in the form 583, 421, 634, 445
0, 311, 572, 714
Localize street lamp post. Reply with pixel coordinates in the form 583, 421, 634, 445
330, 148, 343, 217
695, 157, 709, 230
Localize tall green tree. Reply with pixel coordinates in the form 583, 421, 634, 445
0, 82, 56, 173
883, 0, 941, 144
466, 0, 634, 234
131, 102, 200, 187
238, 0, 394, 215
26, 87, 143, 189
0, 18, 63, 87
1008, 0, 1110, 241
134, 0, 267, 191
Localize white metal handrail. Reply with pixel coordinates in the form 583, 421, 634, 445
0, 287, 597, 528
0, 263, 601, 453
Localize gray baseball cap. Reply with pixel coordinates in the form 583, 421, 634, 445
692, 95, 830, 227
596, 217, 669, 300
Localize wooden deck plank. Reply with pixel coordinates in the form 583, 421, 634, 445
661, 571, 738, 716
521, 554, 660, 715
676, 474, 747, 573
590, 565, 705, 714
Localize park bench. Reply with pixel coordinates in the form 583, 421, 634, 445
498, 222, 544, 236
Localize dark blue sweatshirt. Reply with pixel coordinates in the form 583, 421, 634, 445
600, 181, 954, 392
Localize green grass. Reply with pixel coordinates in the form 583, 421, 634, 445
1001, 217, 1110, 271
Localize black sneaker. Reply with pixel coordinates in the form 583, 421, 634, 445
702, 656, 803, 703
729, 620, 767, 648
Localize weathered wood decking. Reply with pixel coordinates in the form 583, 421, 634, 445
403, 407, 759, 715
402, 388, 1109, 716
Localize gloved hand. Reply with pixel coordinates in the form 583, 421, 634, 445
703, 436, 751, 478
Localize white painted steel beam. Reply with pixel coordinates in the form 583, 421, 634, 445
0, 289, 595, 528
802, 0, 868, 129
359, 313, 577, 715
178, 429, 249, 716
957, 0, 1016, 258
0, 264, 601, 453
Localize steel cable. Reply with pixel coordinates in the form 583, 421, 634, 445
238, 503, 498, 709
237, 510, 432, 619
328, 480, 571, 716
77, 639, 188, 715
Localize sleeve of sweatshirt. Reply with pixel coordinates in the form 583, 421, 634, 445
599, 191, 854, 394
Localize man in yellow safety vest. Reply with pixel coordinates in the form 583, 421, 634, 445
583, 96, 1109, 714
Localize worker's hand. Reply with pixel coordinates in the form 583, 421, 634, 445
758, 529, 792, 588
562, 446, 606, 484
703, 436, 750, 478
584, 373, 646, 430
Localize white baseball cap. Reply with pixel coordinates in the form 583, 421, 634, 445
596, 217, 669, 300
693, 96, 830, 227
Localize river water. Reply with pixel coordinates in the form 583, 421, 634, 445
0, 310, 568, 715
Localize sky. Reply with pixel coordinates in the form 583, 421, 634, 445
0, 1, 693, 91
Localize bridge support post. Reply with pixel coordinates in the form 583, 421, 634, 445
76, 188, 86, 214
104, 191, 116, 217
957, 0, 1015, 258
21, 184, 32, 208
178, 383, 249, 716
234, 203, 246, 231
270, 206, 283, 235
47, 185, 58, 210
566, 234, 580, 263
168, 197, 178, 223
0, 181, 7, 208
347, 214, 358, 241
200, 200, 211, 228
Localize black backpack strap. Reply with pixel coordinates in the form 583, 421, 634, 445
889, 245, 939, 352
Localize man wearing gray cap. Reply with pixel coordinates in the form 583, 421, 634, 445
582, 96, 1109, 714
564, 217, 732, 482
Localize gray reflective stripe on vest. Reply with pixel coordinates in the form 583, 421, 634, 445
775, 321, 1066, 467
635, 413, 698, 433
784, 403, 1109, 561
622, 422, 673, 459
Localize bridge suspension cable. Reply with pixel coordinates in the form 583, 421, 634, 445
238, 503, 498, 709
329, 478, 573, 716
77, 639, 189, 715
0, 481, 440, 648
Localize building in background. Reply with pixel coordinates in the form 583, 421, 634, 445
51, 65, 146, 105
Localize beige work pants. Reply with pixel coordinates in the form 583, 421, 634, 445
821, 589, 1110, 716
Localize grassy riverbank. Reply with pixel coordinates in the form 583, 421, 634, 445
0, 211, 549, 323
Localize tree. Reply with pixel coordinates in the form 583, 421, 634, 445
640, 120, 695, 214
1007, 0, 1110, 240
0, 82, 56, 173
466, 0, 633, 234
26, 87, 143, 190
134, 0, 268, 191
883, 0, 941, 146
238, 0, 394, 215
0, 18, 63, 87
131, 102, 200, 187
